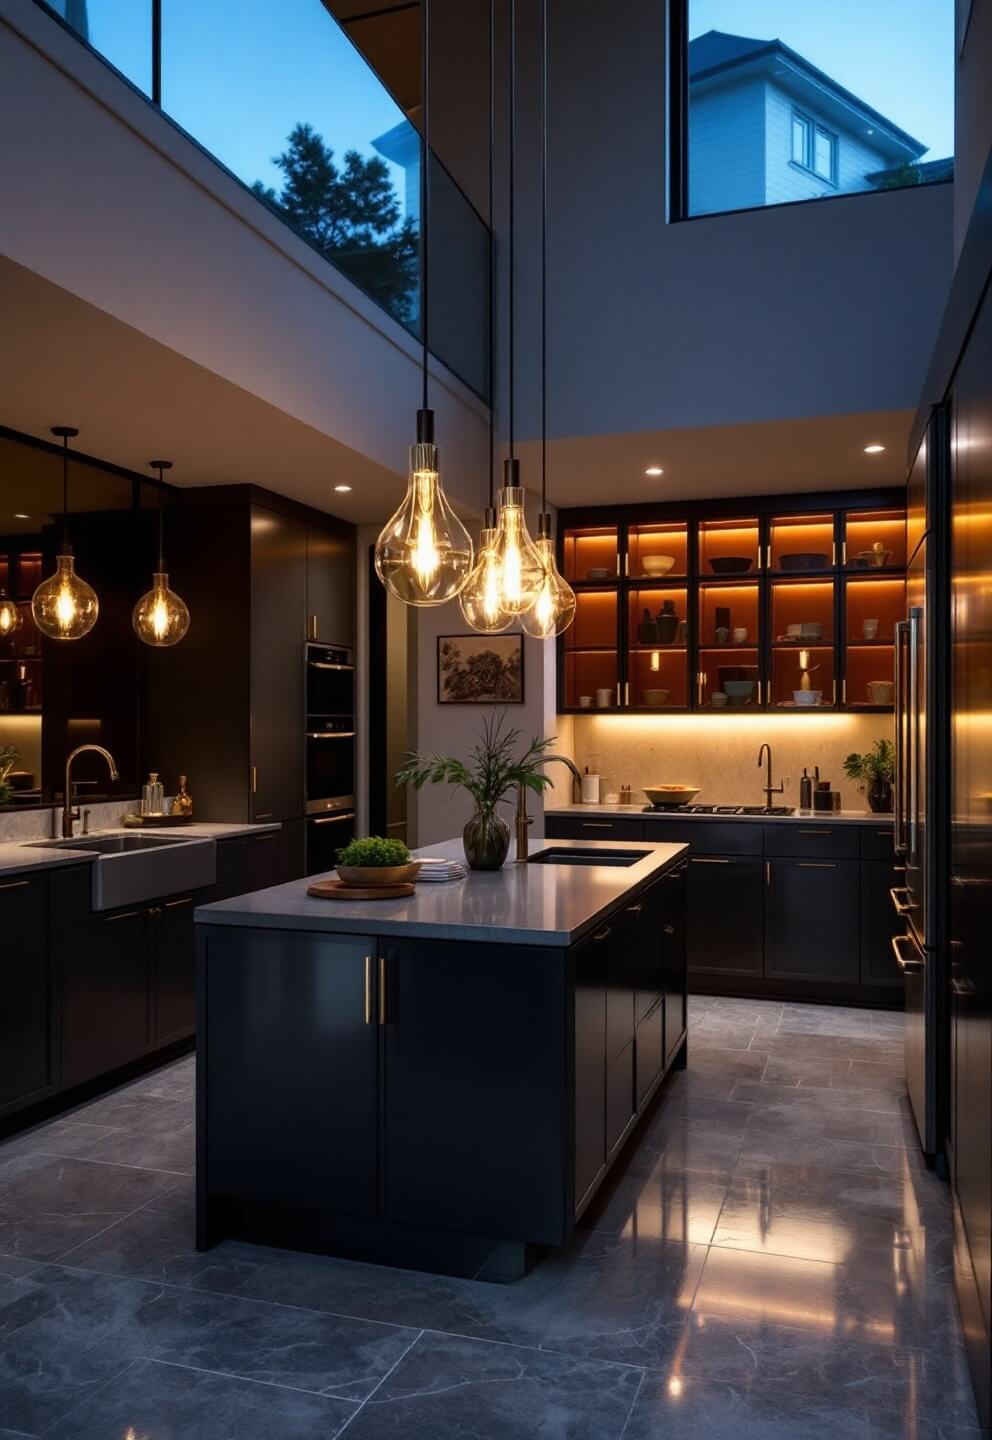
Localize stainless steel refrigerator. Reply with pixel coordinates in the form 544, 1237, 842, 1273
894, 404, 949, 1165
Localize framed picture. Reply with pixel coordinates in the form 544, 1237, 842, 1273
437, 634, 524, 704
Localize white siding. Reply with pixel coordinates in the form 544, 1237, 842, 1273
689, 78, 766, 216
765, 82, 891, 206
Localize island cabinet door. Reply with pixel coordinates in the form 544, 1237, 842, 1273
662, 863, 688, 1067
381, 937, 569, 1247
765, 859, 860, 983
202, 928, 378, 1216
0, 873, 52, 1115
574, 926, 608, 1211
687, 856, 763, 977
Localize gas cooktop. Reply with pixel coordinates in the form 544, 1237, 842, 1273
642, 803, 795, 816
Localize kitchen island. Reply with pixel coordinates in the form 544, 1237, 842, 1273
194, 836, 688, 1279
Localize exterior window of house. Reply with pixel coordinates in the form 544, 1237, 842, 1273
674, 0, 954, 220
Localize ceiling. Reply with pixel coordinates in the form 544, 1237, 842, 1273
326, 1, 421, 115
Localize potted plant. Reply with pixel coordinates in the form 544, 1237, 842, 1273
336, 836, 420, 887
0, 744, 19, 808
397, 710, 556, 870
843, 738, 896, 814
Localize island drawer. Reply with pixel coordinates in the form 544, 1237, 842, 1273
764, 824, 859, 860
545, 816, 645, 841
861, 825, 895, 860
643, 820, 762, 856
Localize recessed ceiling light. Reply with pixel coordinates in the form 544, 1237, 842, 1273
645, 466, 664, 477
13, 512, 30, 519
863, 444, 885, 454
334, 484, 352, 492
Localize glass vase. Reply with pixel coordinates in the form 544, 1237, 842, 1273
463, 809, 510, 870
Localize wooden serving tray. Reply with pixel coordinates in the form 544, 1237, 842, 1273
307, 878, 415, 901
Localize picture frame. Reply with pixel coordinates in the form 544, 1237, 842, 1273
437, 633, 525, 705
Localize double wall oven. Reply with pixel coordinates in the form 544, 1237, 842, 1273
305, 643, 355, 872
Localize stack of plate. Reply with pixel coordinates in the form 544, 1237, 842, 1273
417, 857, 468, 883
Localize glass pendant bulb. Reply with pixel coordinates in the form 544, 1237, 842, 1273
458, 509, 514, 633
490, 459, 544, 615
32, 550, 98, 640
134, 462, 190, 647
0, 592, 21, 636
375, 409, 474, 607
521, 513, 576, 638
32, 427, 99, 641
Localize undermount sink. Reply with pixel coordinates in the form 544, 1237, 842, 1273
26, 832, 217, 911
528, 847, 650, 868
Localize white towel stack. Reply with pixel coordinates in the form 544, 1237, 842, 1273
416, 857, 468, 883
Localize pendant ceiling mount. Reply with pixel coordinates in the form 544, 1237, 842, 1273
32, 426, 99, 641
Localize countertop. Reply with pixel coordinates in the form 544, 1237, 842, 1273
546, 803, 892, 827
195, 836, 688, 947
0, 821, 281, 880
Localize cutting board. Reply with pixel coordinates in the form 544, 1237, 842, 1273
307, 878, 415, 901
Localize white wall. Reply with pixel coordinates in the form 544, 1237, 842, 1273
954, 0, 992, 257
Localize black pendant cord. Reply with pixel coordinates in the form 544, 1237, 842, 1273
149, 460, 173, 572
506, 0, 516, 473
487, 0, 496, 514
540, 0, 548, 522
50, 425, 79, 554
420, 0, 431, 416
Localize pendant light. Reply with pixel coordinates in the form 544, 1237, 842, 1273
0, 592, 21, 636
489, 0, 544, 617
133, 461, 190, 646
522, 0, 574, 639
32, 426, 99, 641
374, 0, 473, 607
459, 0, 513, 635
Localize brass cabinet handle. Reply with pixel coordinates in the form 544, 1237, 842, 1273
307, 732, 356, 740
663, 924, 675, 935
691, 857, 729, 864
799, 862, 836, 869
627, 902, 642, 914
364, 956, 372, 1025
890, 886, 917, 915
253, 833, 275, 843
312, 813, 356, 825
581, 822, 614, 829
0, 879, 29, 891
165, 897, 192, 909
765, 861, 771, 886
309, 661, 355, 671
891, 934, 924, 973
378, 955, 387, 1025
798, 828, 831, 835
252, 765, 257, 793
308, 614, 318, 640
103, 908, 145, 923
592, 925, 612, 942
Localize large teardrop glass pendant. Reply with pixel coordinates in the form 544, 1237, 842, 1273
521, 515, 576, 638
375, 412, 474, 607
133, 572, 191, 647
0, 592, 21, 636
32, 549, 98, 640
458, 511, 514, 633
489, 461, 544, 616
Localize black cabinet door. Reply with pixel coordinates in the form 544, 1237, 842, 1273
203, 927, 378, 1215
0, 874, 52, 1113
687, 856, 763, 977
765, 859, 860, 982
630, 882, 665, 1024
636, 999, 663, 1107
604, 911, 636, 1064
251, 506, 306, 822
606, 1041, 635, 1155
307, 526, 354, 645
62, 905, 151, 1087
574, 928, 607, 1209
246, 830, 281, 891
155, 897, 196, 1045
862, 859, 902, 986
544, 816, 646, 841
662, 863, 688, 1066
382, 938, 568, 1246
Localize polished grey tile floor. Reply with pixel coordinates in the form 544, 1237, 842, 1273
0, 997, 980, 1438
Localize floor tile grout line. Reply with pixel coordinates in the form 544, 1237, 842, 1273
33, 1352, 141, 1436
617, 1364, 647, 1440
330, 1325, 427, 1433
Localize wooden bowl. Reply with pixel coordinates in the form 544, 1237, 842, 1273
642, 784, 700, 807
336, 862, 422, 887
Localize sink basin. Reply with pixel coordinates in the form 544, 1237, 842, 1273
527, 847, 650, 868
26, 832, 217, 910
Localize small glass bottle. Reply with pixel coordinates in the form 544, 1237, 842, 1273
174, 775, 193, 817
142, 772, 164, 815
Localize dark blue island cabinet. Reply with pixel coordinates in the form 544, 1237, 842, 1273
195, 855, 687, 1280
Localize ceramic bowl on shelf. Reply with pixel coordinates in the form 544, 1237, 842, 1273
799, 622, 824, 640
709, 556, 754, 575
586, 567, 613, 581
724, 679, 756, 704
643, 784, 700, 807
793, 689, 822, 707
780, 552, 830, 571
642, 688, 670, 706
641, 555, 676, 576
710, 691, 728, 708
867, 680, 894, 704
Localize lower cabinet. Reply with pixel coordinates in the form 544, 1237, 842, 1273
687, 855, 764, 978
61, 901, 152, 1088
662, 862, 688, 1065
574, 929, 607, 1206
862, 858, 903, 986
155, 896, 197, 1045
0, 874, 52, 1115
765, 858, 860, 983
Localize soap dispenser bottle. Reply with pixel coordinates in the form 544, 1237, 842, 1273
799, 768, 812, 810
142, 772, 164, 815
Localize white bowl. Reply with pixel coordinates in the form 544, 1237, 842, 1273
642, 555, 676, 576
793, 689, 822, 706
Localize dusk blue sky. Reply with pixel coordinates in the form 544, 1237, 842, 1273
690, 1, 955, 158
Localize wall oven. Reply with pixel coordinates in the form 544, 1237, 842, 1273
305, 643, 355, 873
306, 643, 354, 718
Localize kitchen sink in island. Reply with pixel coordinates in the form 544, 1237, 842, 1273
194, 836, 688, 1279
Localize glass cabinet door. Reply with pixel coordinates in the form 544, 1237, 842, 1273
770, 578, 836, 708
844, 576, 904, 708
627, 522, 688, 581
697, 580, 761, 708
562, 526, 619, 585
769, 512, 835, 573
563, 589, 618, 710
627, 583, 688, 708
844, 509, 907, 572
698, 517, 761, 578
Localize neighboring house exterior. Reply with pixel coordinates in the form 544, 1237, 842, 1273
688, 29, 947, 216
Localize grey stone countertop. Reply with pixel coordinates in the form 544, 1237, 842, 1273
195, 836, 689, 948
0, 821, 281, 880
546, 803, 892, 826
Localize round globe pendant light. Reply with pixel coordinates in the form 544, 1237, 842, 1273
32, 426, 99, 641
374, 0, 473, 606
133, 461, 190, 647
521, 0, 575, 639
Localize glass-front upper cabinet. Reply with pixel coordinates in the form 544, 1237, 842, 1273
627, 582, 689, 709
698, 516, 761, 578
562, 526, 619, 585
562, 589, 619, 710
844, 509, 907, 571
843, 575, 905, 708
627, 522, 688, 580
696, 579, 761, 709
769, 512, 836, 573
770, 578, 836, 707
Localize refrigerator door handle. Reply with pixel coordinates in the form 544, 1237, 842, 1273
907, 607, 922, 868
891, 933, 924, 973
894, 619, 910, 856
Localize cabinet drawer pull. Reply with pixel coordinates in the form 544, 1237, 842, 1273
253, 833, 275, 843
581, 822, 614, 829
890, 887, 917, 915
891, 934, 924, 973
165, 897, 193, 909
663, 924, 675, 935
0, 879, 29, 891
313, 813, 356, 825
799, 862, 836, 869
255, 813, 273, 821
378, 956, 388, 1025
691, 857, 729, 864
626, 903, 642, 914
307, 732, 356, 740
593, 925, 612, 941
364, 956, 372, 1025
310, 661, 354, 671
103, 908, 145, 923
798, 829, 831, 835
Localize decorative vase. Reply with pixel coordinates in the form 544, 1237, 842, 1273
638, 608, 658, 644
867, 778, 893, 814
655, 600, 680, 645
463, 809, 511, 870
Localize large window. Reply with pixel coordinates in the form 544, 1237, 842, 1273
673, 0, 954, 220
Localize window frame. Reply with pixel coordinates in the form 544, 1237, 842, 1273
790, 106, 838, 187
